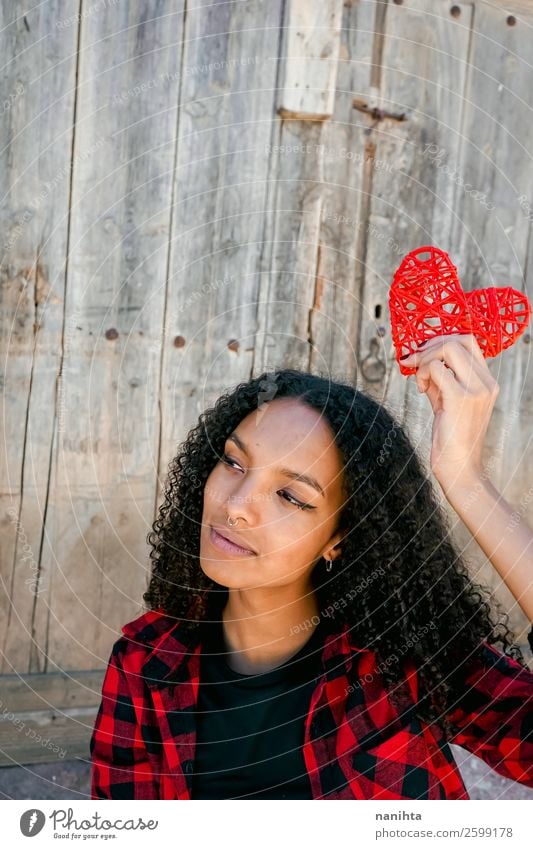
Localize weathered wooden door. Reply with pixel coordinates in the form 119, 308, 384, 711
1, 0, 531, 766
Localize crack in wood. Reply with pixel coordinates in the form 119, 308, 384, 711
308, 243, 325, 353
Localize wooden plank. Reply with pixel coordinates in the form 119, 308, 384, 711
0, 707, 97, 766
310, 0, 379, 379
253, 118, 327, 374
26, 4, 186, 672
158, 0, 284, 478
445, 2, 533, 637
356, 0, 473, 430
0, 3, 80, 674
255, 0, 381, 380
278, 0, 344, 120
0, 670, 104, 712
477, 0, 533, 16
0, 670, 103, 766
434, 0, 528, 17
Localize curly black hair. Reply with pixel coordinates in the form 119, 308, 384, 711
144, 367, 527, 741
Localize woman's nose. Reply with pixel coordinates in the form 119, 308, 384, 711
227, 476, 265, 513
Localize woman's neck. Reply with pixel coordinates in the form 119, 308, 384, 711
221, 587, 320, 674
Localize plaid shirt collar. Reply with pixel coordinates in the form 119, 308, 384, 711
123, 608, 371, 689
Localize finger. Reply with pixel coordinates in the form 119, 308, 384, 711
401, 333, 458, 364
408, 338, 492, 392
416, 362, 456, 397
406, 332, 485, 367
419, 332, 483, 356
441, 332, 487, 372
419, 375, 442, 415
423, 358, 462, 398
416, 344, 485, 393
461, 332, 485, 366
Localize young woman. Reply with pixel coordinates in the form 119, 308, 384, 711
90, 333, 533, 800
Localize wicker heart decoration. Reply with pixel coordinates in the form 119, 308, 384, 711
389, 245, 531, 376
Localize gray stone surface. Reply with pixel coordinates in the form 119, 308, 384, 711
450, 745, 533, 801
0, 759, 91, 800
0, 747, 532, 799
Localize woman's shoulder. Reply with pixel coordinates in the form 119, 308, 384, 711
107, 608, 186, 669
120, 607, 179, 642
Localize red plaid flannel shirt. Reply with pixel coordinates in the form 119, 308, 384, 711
90, 610, 533, 800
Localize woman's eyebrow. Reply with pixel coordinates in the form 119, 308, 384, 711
227, 432, 325, 497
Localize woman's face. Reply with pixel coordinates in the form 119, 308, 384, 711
199, 397, 347, 591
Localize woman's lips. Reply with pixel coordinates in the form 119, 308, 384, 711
209, 526, 256, 556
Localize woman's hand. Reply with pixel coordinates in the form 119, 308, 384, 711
400, 333, 500, 491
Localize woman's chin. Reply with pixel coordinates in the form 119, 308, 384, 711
198, 556, 252, 588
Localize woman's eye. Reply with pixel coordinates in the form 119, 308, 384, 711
221, 453, 241, 470
279, 490, 314, 511
221, 454, 315, 511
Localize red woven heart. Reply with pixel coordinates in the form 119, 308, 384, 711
389, 245, 531, 376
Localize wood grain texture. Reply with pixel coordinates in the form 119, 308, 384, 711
14, 3, 185, 673
252, 0, 375, 377
0, 670, 103, 765
157, 0, 284, 482
1, 2, 533, 758
0, 2, 80, 675
278, 0, 344, 119
356, 0, 473, 426
445, 2, 533, 635
309, 0, 377, 381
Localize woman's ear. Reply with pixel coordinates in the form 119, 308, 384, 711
323, 526, 347, 562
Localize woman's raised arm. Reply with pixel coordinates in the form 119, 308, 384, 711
402, 333, 533, 621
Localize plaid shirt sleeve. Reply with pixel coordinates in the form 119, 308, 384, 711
90, 638, 159, 799
446, 628, 533, 786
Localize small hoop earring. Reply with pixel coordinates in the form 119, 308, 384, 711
325, 558, 333, 572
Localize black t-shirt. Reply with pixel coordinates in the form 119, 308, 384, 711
191, 618, 326, 799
